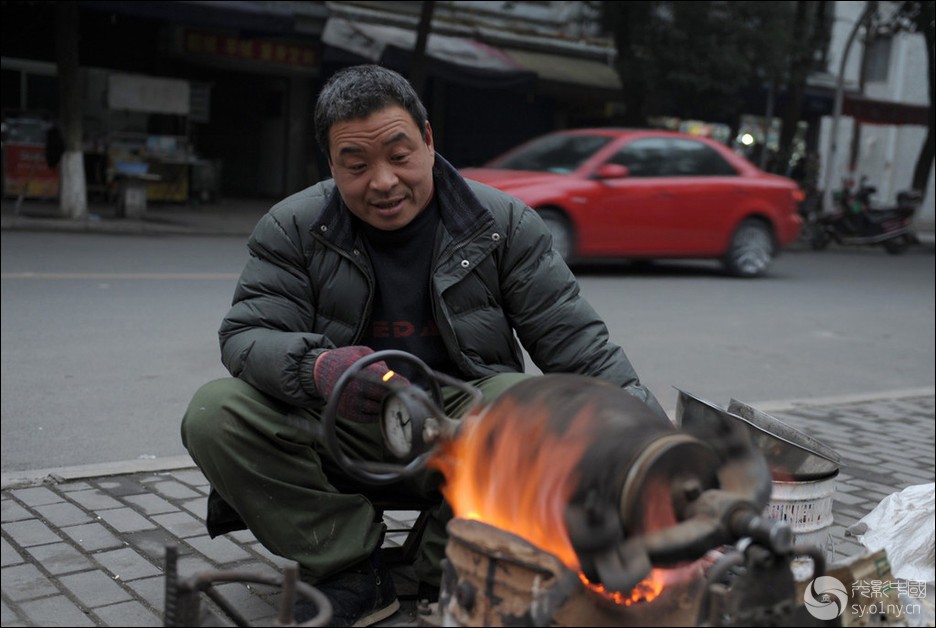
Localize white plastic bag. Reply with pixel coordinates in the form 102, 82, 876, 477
846, 482, 935, 584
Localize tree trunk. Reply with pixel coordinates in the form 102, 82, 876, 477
410, 1, 435, 103
776, 1, 829, 175
55, 1, 87, 219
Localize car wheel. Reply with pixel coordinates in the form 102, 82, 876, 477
538, 209, 574, 262
883, 235, 911, 255
724, 219, 774, 278
809, 226, 831, 250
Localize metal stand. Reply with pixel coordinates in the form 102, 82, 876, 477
162, 544, 332, 627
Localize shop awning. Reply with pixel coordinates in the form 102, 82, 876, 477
322, 17, 535, 88
500, 48, 621, 92
322, 16, 620, 96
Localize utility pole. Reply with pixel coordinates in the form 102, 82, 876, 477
822, 1, 878, 214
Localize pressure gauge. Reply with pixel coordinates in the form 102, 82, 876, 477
321, 349, 478, 485
381, 391, 418, 459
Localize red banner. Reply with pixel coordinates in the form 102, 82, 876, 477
2, 143, 59, 198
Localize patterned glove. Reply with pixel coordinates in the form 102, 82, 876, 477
313, 346, 409, 422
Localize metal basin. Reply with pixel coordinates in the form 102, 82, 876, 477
726, 399, 840, 480
674, 389, 840, 481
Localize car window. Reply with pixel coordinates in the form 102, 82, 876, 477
493, 134, 612, 174
664, 138, 739, 176
609, 137, 739, 177
608, 138, 669, 177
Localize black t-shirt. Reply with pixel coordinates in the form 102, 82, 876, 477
358, 198, 459, 383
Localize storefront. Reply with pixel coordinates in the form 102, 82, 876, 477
1, 116, 60, 199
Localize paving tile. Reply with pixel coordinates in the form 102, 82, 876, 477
95, 507, 158, 533
1, 599, 24, 626
2, 536, 25, 567
126, 575, 166, 615
169, 469, 209, 488
123, 493, 178, 516
33, 501, 95, 527
124, 528, 187, 563
57, 481, 93, 493
179, 498, 207, 519
1, 563, 61, 601
2, 519, 62, 547
24, 541, 93, 575
1, 499, 34, 523
183, 534, 252, 565
58, 569, 133, 607
18, 595, 96, 627
150, 510, 206, 539
94, 547, 163, 581
95, 476, 150, 497
9, 487, 64, 508
92, 600, 161, 627
212, 582, 279, 623
145, 480, 202, 500
65, 489, 125, 511
59, 522, 124, 552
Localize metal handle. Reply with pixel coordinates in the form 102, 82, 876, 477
321, 349, 480, 485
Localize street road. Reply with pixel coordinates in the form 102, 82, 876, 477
2, 231, 934, 473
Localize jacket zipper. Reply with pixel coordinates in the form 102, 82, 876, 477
313, 232, 375, 344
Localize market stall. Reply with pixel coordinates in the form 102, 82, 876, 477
1, 116, 60, 199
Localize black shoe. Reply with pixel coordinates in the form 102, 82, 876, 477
296, 550, 399, 627
417, 581, 440, 604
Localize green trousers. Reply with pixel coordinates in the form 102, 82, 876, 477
180, 372, 530, 585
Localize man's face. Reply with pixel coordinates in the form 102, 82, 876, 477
328, 105, 435, 231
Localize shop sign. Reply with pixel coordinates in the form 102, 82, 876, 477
2, 144, 59, 199
184, 30, 319, 69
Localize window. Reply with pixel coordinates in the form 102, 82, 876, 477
494, 133, 612, 173
665, 139, 738, 176
610, 138, 737, 177
865, 35, 891, 83
609, 138, 668, 177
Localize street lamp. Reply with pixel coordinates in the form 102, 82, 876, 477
822, 1, 878, 214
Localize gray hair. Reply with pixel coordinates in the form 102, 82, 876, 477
314, 64, 428, 160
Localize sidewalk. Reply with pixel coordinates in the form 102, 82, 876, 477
3, 391, 934, 627
1, 195, 270, 238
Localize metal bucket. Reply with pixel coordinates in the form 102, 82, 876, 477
765, 472, 837, 553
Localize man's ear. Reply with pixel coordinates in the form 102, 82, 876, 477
424, 121, 435, 155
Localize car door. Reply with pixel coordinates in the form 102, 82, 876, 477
586, 137, 680, 255
655, 138, 741, 254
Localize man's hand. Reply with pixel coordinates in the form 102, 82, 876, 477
313, 346, 409, 422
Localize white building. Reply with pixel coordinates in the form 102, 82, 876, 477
817, 0, 934, 240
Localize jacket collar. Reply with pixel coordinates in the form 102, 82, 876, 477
312, 154, 492, 250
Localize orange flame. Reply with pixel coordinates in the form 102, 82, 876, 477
429, 396, 596, 569
429, 392, 680, 606
581, 570, 666, 606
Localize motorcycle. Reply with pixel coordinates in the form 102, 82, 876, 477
807, 177, 921, 254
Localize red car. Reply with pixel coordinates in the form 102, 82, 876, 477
461, 129, 804, 277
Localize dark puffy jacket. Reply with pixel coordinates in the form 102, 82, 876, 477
219, 155, 662, 414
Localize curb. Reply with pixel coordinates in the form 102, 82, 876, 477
1, 455, 197, 490
3, 387, 933, 490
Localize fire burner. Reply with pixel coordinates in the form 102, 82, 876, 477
440, 518, 706, 627
320, 351, 838, 627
